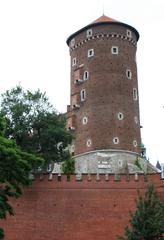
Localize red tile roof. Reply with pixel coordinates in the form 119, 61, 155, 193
66, 15, 139, 45
92, 15, 118, 24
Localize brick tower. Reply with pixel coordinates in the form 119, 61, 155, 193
66, 15, 154, 174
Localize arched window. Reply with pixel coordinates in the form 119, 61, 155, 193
83, 71, 89, 81
88, 49, 94, 58
82, 116, 88, 125
80, 89, 86, 101
126, 69, 132, 79
118, 112, 124, 120
86, 138, 92, 147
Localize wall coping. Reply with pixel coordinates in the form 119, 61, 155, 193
29, 173, 164, 184
74, 149, 139, 158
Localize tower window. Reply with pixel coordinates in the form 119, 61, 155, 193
111, 46, 119, 55
80, 89, 86, 101
88, 49, 94, 58
86, 138, 92, 147
133, 88, 138, 101
127, 30, 132, 38
70, 38, 75, 47
118, 112, 124, 120
126, 69, 132, 79
83, 71, 89, 81
133, 140, 137, 147
72, 57, 76, 66
82, 116, 88, 125
86, 29, 92, 37
113, 137, 119, 144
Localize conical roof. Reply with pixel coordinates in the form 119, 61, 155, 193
92, 15, 118, 24
66, 15, 139, 45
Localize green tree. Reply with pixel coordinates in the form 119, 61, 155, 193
0, 85, 54, 147
0, 116, 43, 239
31, 112, 72, 166
118, 184, 164, 240
0, 85, 72, 166
62, 156, 75, 176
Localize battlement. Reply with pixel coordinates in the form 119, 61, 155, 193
2, 173, 164, 240
29, 173, 164, 190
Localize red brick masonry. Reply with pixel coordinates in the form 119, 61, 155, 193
1, 174, 164, 240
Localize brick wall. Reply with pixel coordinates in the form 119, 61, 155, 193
67, 23, 141, 156
1, 174, 163, 240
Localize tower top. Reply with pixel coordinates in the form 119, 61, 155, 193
92, 14, 118, 24
66, 15, 139, 45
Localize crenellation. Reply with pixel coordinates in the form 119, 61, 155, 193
105, 173, 109, 181
96, 173, 100, 181
30, 173, 163, 185
87, 173, 92, 181
134, 172, 139, 181
48, 173, 53, 181
1, 173, 163, 240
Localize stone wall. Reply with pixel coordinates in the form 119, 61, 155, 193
75, 149, 157, 174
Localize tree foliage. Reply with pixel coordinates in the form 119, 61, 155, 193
0, 85, 72, 166
31, 112, 72, 165
118, 184, 164, 240
0, 85, 54, 147
0, 116, 43, 239
62, 156, 75, 176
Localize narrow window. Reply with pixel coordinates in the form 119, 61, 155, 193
72, 57, 76, 66
82, 116, 88, 125
113, 137, 119, 144
86, 29, 92, 37
86, 138, 92, 147
80, 89, 86, 101
133, 140, 137, 147
133, 88, 138, 101
118, 112, 124, 120
83, 71, 89, 81
111, 46, 118, 55
126, 69, 132, 79
127, 29, 132, 38
88, 49, 94, 58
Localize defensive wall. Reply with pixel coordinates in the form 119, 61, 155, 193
1, 173, 164, 240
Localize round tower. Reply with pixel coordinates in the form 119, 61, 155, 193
66, 15, 143, 173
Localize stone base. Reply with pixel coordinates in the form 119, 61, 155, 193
74, 149, 157, 174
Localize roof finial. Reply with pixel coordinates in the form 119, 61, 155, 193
102, 2, 105, 16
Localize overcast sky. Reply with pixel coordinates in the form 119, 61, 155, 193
0, 0, 164, 166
